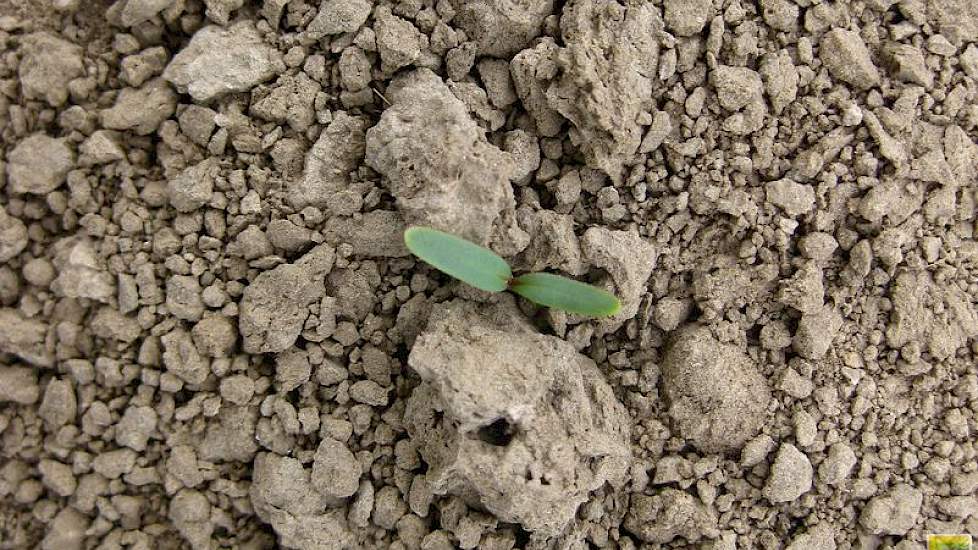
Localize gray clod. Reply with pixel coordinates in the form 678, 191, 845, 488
404, 300, 630, 537
662, 326, 771, 454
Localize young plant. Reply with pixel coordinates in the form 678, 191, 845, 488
404, 226, 621, 317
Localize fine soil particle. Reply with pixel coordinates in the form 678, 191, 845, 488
1, 0, 978, 549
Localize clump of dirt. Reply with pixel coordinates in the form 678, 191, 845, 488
1, 0, 978, 549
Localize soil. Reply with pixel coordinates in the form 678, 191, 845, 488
1, 0, 977, 549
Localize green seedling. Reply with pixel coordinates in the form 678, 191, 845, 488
404, 226, 621, 317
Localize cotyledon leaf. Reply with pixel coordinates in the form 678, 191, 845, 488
404, 226, 512, 292
510, 272, 621, 317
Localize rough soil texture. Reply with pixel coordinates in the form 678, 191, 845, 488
0, 0, 977, 549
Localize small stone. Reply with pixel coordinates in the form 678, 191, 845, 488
713, 66, 764, 112
219, 374, 255, 405
763, 444, 813, 503
311, 438, 361, 500
404, 300, 630, 537
548, 2, 660, 181
778, 367, 814, 399
375, 8, 422, 73
170, 489, 214, 548
275, 348, 312, 392
306, 0, 371, 39
778, 262, 824, 314
19, 32, 84, 106
760, 0, 798, 31
741, 434, 776, 467
453, 0, 553, 57
580, 227, 658, 327
6, 134, 75, 195
662, 326, 771, 453
191, 316, 237, 358
820, 28, 881, 89
349, 479, 374, 527
818, 443, 857, 485
38, 378, 76, 429
937, 495, 978, 519
654, 297, 691, 332
239, 245, 334, 353
204, 0, 244, 24
178, 105, 217, 147
961, 44, 978, 79
92, 449, 137, 479
664, 0, 713, 36
168, 445, 204, 488
250, 453, 354, 548
372, 486, 407, 530
0, 366, 40, 404
115, 405, 158, 452
162, 328, 210, 385
477, 59, 517, 108
799, 232, 838, 263
231, 225, 272, 260
349, 380, 388, 406
365, 69, 520, 248
0, 309, 52, 367
786, 523, 837, 550
887, 44, 934, 87
639, 111, 672, 154
198, 405, 258, 462
793, 306, 842, 360
51, 238, 115, 303
766, 178, 815, 217
287, 112, 367, 212
266, 219, 312, 252
100, 78, 177, 135
624, 489, 718, 543
168, 158, 218, 213
510, 39, 563, 138
338, 47, 372, 91
503, 130, 541, 185
163, 22, 284, 101
653, 455, 692, 485
41, 507, 88, 550
91, 307, 141, 343
120, 0, 175, 27
758, 319, 792, 351
166, 275, 204, 321
79, 131, 126, 165
120, 46, 168, 87
793, 410, 817, 447
0, 207, 28, 264
39, 459, 77, 497
859, 484, 922, 535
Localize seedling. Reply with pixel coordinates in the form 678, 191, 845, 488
404, 226, 621, 317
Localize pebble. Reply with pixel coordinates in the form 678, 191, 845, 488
6, 135, 75, 195
820, 28, 881, 89
763, 444, 813, 503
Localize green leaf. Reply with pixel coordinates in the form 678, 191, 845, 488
404, 226, 512, 292
510, 272, 621, 317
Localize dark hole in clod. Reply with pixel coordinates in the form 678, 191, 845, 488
477, 418, 516, 446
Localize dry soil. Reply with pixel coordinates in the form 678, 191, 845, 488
1, 0, 978, 549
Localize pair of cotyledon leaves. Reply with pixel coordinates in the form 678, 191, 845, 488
404, 226, 621, 317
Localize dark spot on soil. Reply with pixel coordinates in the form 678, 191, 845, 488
477, 417, 516, 446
